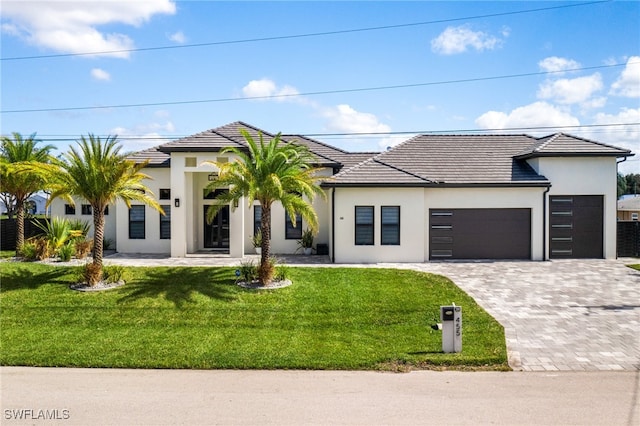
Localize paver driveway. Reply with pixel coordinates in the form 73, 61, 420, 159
400, 259, 640, 371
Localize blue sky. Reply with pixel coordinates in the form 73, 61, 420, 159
1, 0, 639, 173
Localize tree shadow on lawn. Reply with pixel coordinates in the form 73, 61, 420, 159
117, 267, 237, 307
0, 264, 74, 292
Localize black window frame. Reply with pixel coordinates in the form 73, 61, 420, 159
81, 204, 92, 215
254, 205, 262, 235
159, 188, 171, 200
64, 204, 75, 215
159, 204, 171, 239
381, 206, 400, 245
285, 212, 302, 240
128, 205, 145, 239
355, 206, 374, 245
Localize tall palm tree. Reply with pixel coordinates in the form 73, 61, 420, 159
36, 134, 163, 284
0, 132, 55, 253
204, 130, 325, 284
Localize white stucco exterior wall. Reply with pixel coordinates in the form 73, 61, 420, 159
116, 168, 171, 254
331, 186, 546, 263
332, 187, 425, 263
49, 197, 117, 246
528, 156, 619, 259
424, 186, 546, 261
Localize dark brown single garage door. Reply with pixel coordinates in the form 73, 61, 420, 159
549, 195, 603, 258
429, 208, 531, 260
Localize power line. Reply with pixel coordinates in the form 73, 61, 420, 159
27, 122, 640, 142
0, 0, 608, 61
1, 62, 633, 114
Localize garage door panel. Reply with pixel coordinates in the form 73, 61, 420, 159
429, 208, 531, 260
549, 195, 603, 259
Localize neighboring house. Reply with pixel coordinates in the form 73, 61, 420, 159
49, 121, 634, 261
617, 195, 640, 221
1, 193, 49, 215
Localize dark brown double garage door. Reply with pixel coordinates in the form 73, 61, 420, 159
430, 208, 531, 260
429, 196, 604, 260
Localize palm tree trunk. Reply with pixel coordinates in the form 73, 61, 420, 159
15, 198, 25, 254
91, 206, 105, 282
259, 203, 272, 284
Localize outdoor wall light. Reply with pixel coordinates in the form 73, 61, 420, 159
208, 172, 218, 181
174, 198, 180, 208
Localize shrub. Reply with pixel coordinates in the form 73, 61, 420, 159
274, 263, 290, 282
103, 265, 127, 283
58, 243, 75, 262
74, 239, 93, 259
251, 229, 262, 248
32, 217, 73, 252
33, 237, 53, 260
238, 259, 258, 282
103, 238, 114, 251
68, 219, 90, 239
19, 242, 37, 261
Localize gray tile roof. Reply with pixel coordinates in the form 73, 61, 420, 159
327, 134, 551, 187
153, 121, 340, 167
126, 147, 170, 167
127, 127, 633, 186
284, 134, 378, 169
514, 133, 633, 158
157, 122, 249, 153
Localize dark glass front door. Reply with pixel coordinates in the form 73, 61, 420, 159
204, 205, 230, 249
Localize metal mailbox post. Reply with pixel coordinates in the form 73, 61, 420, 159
440, 304, 462, 353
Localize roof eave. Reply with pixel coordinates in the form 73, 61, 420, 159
514, 152, 634, 160
323, 181, 551, 188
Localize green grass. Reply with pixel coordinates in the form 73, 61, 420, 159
0, 250, 15, 259
628, 264, 640, 271
0, 262, 508, 370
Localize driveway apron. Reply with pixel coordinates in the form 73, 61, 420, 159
400, 259, 640, 371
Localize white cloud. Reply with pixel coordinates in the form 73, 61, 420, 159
1, 0, 176, 58
168, 31, 186, 44
610, 56, 640, 98
90, 68, 111, 81
431, 25, 505, 55
590, 107, 640, 148
111, 119, 176, 152
475, 101, 580, 133
322, 104, 391, 134
537, 73, 603, 105
538, 56, 581, 74
241, 78, 309, 104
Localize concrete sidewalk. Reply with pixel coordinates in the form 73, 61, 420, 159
1, 367, 639, 425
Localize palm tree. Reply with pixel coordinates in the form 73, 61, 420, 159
0, 132, 55, 253
204, 130, 325, 284
36, 134, 163, 284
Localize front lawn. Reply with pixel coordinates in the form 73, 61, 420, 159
0, 263, 507, 370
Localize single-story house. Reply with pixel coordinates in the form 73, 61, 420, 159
2, 193, 49, 215
50, 121, 633, 262
617, 195, 640, 221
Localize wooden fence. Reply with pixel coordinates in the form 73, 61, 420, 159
0, 218, 48, 251
617, 221, 640, 257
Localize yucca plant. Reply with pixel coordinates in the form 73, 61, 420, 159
32, 217, 73, 253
